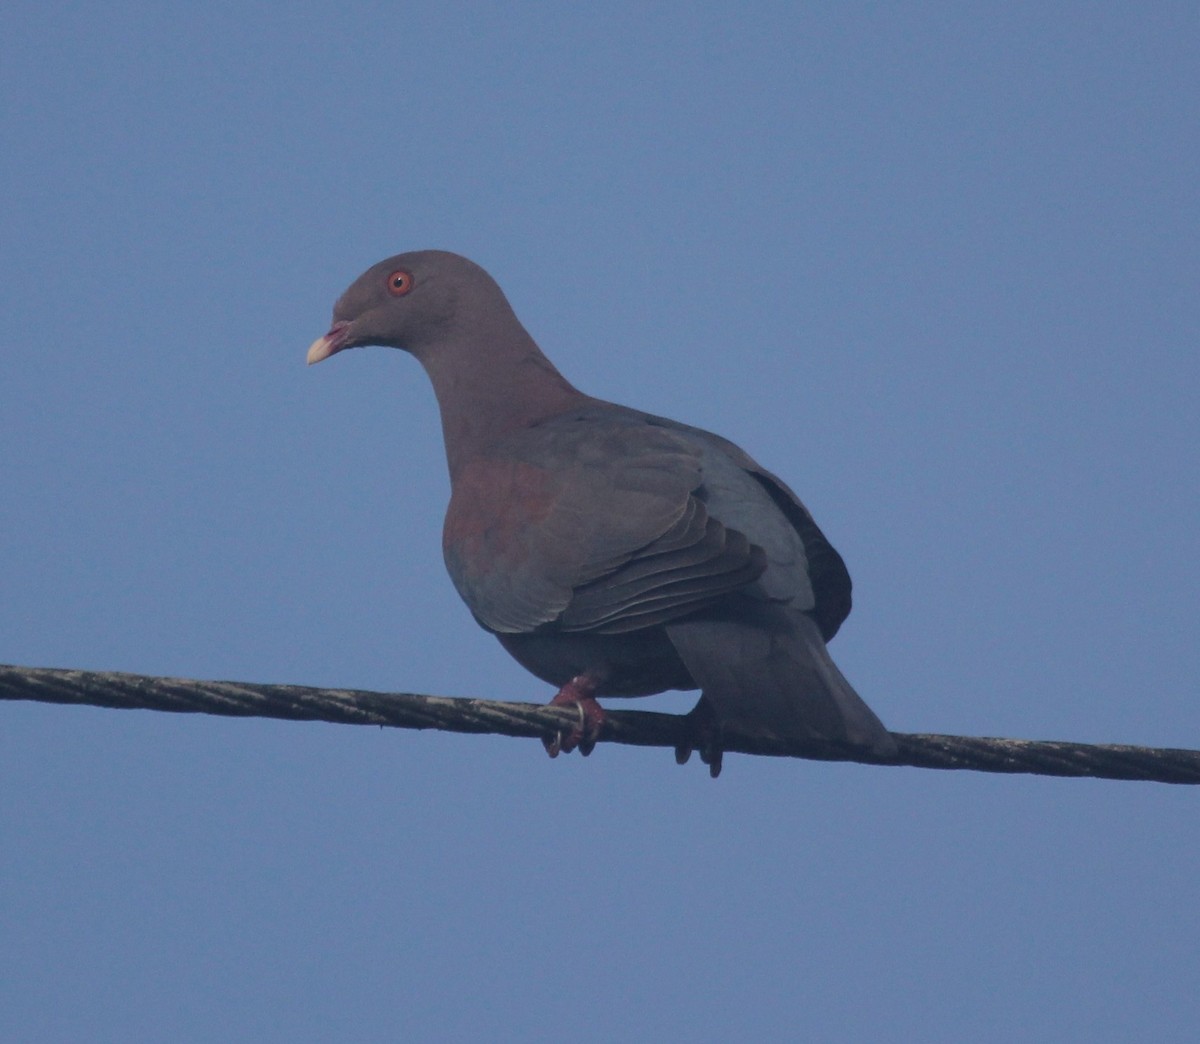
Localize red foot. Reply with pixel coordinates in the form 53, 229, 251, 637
542, 675, 607, 758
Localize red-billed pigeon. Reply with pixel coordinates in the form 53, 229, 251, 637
308, 251, 896, 773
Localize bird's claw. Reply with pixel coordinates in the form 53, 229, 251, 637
680, 698, 723, 777
699, 741, 723, 779
578, 728, 597, 758
672, 737, 721, 776
542, 679, 606, 759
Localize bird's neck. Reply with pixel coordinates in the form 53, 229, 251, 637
416, 334, 589, 482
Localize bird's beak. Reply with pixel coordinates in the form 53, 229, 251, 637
306, 320, 354, 365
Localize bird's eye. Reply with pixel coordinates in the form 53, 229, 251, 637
386, 269, 414, 296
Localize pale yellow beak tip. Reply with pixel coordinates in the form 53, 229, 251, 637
306, 335, 335, 366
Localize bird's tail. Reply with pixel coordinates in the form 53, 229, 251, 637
667, 603, 897, 757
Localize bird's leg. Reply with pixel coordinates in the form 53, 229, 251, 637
542, 674, 607, 758
676, 696, 724, 778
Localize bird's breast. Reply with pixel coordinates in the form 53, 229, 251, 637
442, 456, 557, 577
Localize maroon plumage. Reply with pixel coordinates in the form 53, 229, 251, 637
308, 251, 896, 770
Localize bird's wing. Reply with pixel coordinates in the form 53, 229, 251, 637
642, 414, 853, 640
442, 407, 766, 635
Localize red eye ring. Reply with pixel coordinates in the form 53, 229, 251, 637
386, 269, 414, 296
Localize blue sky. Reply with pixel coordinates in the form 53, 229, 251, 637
2, 3, 1197, 1040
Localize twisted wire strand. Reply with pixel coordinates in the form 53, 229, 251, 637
2, 663, 1197, 783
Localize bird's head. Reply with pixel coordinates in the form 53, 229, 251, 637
306, 250, 508, 365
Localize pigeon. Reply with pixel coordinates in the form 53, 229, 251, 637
307, 250, 896, 773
